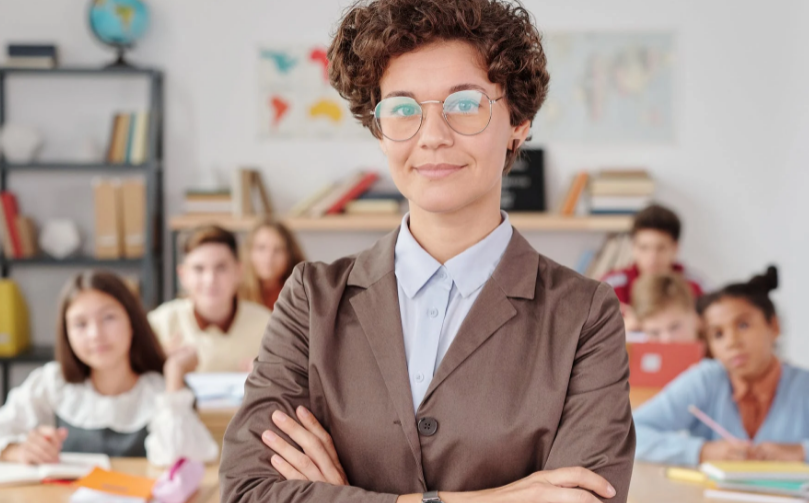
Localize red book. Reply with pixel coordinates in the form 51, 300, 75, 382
0, 192, 23, 258
325, 172, 380, 215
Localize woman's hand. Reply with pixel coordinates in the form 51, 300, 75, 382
261, 406, 348, 486
0, 426, 68, 464
700, 440, 752, 462
751, 443, 806, 461
164, 345, 199, 392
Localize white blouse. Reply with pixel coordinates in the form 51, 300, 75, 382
0, 362, 219, 466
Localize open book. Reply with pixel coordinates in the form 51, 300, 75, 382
0, 452, 111, 487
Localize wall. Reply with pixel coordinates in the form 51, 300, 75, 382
1, 0, 806, 389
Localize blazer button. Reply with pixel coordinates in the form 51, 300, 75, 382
418, 417, 438, 436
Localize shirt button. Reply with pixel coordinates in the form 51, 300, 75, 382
438, 271, 447, 280
418, 417, 439, 436
415, 372, 425, 383
429, 308, 439, 318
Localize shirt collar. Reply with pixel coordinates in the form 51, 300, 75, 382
730, 357, 782, 404
394, 211, 513, 299
193, 296, 239, 333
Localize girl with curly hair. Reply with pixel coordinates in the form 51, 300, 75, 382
221, 1, 635, 502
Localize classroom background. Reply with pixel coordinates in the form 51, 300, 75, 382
1, 0, 808, 385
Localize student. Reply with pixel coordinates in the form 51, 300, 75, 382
149, 225, 271, 372
0, 270, 218, 466
631, 273, 699, 342
240, 219, 306, 311
634, 266, 809, 465
602, 204, 704, 331
220, 1, 634, 502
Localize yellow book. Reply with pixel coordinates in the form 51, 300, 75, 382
667, 467, 708, 484
701, 462, 809, 481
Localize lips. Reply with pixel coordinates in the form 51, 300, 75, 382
414, 163, 465, 180
729, 354, 749, 368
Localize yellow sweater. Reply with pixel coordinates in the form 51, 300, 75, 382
148, 298, 271, 372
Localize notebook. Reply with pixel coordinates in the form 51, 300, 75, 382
701, 461, 809, 482
715, 480, 809, 498
0, 452, 111, 487
628, 341, 706, 387
184, 372, 248, 410
704, 488, 808, 502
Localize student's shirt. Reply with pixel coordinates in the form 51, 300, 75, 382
0, 362, 219, 466
602, 263, 704, 304
732, 357, 782, 438
634, 359, 809, 465
394, 211, 512, 412
148, 298, 271, 373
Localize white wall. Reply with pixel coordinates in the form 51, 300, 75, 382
1, 0, 807, 389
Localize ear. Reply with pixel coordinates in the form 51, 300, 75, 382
510, 120, 531, 150
378, 136, 388, 155
771, 315, 781, 339
176, 264, 186, 289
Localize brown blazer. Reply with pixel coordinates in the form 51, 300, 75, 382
220, 228, 635, 503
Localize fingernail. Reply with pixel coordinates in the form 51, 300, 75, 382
262, 431, 277, 443
273, 411, 287, 422
607, 485, 616, 497
297, 406, 310, 418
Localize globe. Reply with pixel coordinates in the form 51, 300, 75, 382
88, 0, 150, 67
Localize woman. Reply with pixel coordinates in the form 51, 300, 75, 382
240, 219, 306, 311
220, 1, 635, 502
0, 270, 218, 466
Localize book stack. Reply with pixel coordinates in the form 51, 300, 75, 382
105, 112, 150, 165
182, 168, 273, 218
0, 191, 38, 259
588, 169, 655, 215
93, 178, 146, 259
576, 233, 633, 279
700, 461, 809, 502
344, 177, 406, 215
290, 171, 383, 218
558, 171, 589, 216
5, 44, 58, 69
184, 190, 232, 216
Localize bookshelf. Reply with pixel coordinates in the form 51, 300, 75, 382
0, 66, 164, 327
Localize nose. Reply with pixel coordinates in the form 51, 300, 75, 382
416, 102, 453, 150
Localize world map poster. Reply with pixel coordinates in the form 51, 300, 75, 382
533, 32, 675, 143
258, 45, 367, 138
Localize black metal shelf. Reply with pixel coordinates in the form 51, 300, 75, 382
0, 255, 145, 267
1, 161, 160, 173
1, 345, 55, 401
0, 66, 160, 76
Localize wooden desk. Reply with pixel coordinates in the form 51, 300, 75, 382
629, 387, 660, 409
199, 407, 239, 450
2, 458, 221, 503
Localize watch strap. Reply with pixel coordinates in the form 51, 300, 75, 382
422, 490, 442, 503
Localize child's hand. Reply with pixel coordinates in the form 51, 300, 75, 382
751, 443, 806, 461
3, 426, 68, 464
699, 440, 752, 462
164, 346, 199, 392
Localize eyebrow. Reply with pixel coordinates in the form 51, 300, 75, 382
382, 83, 490, 100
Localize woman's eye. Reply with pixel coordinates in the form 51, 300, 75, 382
391, 104, 419, 117
446, 100, 480, 114
738, 321, 749, 330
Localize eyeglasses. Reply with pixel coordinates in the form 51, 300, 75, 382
372, 90, 504, 142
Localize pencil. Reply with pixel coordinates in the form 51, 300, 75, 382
688, 404, 749, 444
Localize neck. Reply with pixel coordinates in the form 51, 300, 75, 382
196, 297, 234, 324
90, 363, 139, 396
261, 278, 282, 290
741, 355, 777, 384
408, 191, 503, 264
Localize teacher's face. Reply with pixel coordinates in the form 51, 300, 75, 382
378, 40, 530, 215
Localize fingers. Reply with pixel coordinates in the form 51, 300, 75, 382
273, 410, 346, 485
23, 434, 59, 464
295, 406, 347, 483
261, 428, 326, 483
540, 467, 616, 499
270, 454, 307, 481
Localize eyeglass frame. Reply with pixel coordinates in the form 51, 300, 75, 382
370, 90, 505, 142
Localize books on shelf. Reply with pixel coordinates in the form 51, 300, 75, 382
0, 191, 37, 259
232, 168, 273, 219
581, 232, 633, 280
559, 171, 589, 216
93, 177, 146, 259
300, 171, 381, 218
5, 44, 58, 69
184, 190, 233, 215
588, 169, 655, 214
105, 111, 150, 165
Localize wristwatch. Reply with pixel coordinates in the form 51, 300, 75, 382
422, 490, 443, 503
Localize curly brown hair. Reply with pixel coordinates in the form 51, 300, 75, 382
328, 0, 550, 172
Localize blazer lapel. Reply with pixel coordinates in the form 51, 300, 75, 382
421, 229, 539, 406
348, 229, 427, 488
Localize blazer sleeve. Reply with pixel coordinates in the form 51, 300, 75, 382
543, 282, 636, 503
219, 263, 398, 503
633, 363, 719, 466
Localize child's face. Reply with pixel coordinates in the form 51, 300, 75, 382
632, 230, 679, 275
179, 243, 242, 313
65, 289, 133, 373
703, 297, 780, 380
250, 227, 290, 283
640, 305, 699, 343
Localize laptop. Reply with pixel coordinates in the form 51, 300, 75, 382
628, 341, 706, 388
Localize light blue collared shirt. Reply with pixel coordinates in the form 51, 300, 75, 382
394, 211, 513, 412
